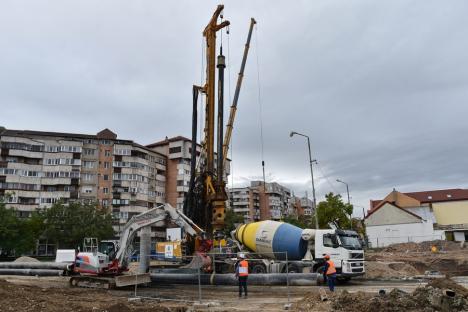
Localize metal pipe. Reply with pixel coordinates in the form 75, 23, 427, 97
0, 269, 63, 276
0, 262, 70, 270
151, 273, 318, 286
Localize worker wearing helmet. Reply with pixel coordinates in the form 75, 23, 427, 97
323, 254, 337, 292
235, 253, 249, 298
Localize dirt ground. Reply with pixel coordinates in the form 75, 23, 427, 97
293, 279, 468, 312
0, 278, 187, 312
365, 240, 468, 279
1, 275, 466, 312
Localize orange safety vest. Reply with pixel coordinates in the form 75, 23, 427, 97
238, 260, 249, 276
326, 260, 336, 275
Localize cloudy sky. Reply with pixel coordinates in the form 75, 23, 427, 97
1, 1, 467, 215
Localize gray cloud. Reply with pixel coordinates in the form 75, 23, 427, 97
1, 0, 467, 215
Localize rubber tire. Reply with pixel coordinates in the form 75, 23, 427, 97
287, 264, 301, 274
251, 264, 267, 274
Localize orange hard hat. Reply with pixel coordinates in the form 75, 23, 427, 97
324, 254, 330, 260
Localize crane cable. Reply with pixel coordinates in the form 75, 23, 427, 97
226, 25, 234, 192
254, 24, 266, 187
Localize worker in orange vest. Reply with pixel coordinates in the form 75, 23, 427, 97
235, 253, 249, 298
323, 254, 337, 292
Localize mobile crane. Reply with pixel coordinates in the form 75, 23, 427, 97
185, 5, 256, 237
70, 204, 205, 288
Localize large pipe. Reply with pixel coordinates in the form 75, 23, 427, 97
151, 273, 318, 286
0, 269, 64, 276
0, 262, 71, 270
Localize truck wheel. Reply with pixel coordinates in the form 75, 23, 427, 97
287, 264, 301, 273
251, 264, 267, 274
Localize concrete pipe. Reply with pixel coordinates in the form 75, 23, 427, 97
0, 262, 70, 271
0, 269, 64, 276
151, 273, 318, 286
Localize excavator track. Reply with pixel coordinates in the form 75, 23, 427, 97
69, 276, 116, 289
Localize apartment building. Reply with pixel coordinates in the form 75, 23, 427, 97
228, 181, 293, 222
292, 196, 314, 216
0, 128, 166, 232
229, 187, 261, 222
147, 136, 230, 211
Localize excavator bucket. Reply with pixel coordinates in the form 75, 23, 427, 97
115, 273, 151, 287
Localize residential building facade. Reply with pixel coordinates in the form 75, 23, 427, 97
228, 181, 294, 222
366, 188, 468, 247
0, 128, 167, 234
147, 136, 230, 211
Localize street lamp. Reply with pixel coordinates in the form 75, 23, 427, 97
336, 179, 352, 229
290, 131, 319, 229
336, 179, 350, 205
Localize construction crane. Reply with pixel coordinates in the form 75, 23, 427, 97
185, 6, 255, 236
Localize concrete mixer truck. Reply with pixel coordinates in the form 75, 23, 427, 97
229, 221, 365, 281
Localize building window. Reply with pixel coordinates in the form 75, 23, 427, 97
83, 148, 96, 155
103, 188, 109, 194
83, 161, 95, 169
103, 174, 109, 181
105, 150, 111, 157
102, 199, 109, 207
169, 146, 182, 154
104, 162, 110, 169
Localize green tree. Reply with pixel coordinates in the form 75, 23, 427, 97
223, 208, 245, 235
316, 192, 353, 229
0, 199, 44, 255
282, 214, 314, 229
0, 200, 21, 255
42, 201, 114, 249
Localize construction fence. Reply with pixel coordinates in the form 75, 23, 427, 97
130, 251, 296, 305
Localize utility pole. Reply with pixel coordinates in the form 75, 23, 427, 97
290, 131, 319, 229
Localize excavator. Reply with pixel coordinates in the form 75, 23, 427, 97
185, 5, 256, 239
70, 204, 206, 288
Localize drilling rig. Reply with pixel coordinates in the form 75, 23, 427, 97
184, 5, 256, 237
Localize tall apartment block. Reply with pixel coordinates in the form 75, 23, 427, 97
292, 196, 314, 216
0, 128, 166, 232
229, 181, 293, 222
147, 136, 230, 211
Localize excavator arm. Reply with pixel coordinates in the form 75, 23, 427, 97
115, 204, 204, 269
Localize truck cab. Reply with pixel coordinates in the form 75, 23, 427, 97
312, 229, 365, 277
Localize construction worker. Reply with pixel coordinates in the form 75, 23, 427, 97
323, 254, 337, 292
235, 253, 249, 298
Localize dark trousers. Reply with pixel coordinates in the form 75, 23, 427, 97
326, 273, 336, 292
238, 276, 248, 297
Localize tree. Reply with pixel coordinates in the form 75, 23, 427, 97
0, 200, 21, 255
282, 214, 314, 229
223, 208, 245, 235
0, 199, 44, 255
316, 192, 353, 229
42, 201, 114, 249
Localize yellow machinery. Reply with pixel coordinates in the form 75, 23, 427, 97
185, 6, 255, 237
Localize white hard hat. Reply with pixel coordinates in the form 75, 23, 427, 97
238, 253, 245, 259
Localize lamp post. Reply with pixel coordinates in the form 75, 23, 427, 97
336, 179, 352, 229
290, 131, 319, 229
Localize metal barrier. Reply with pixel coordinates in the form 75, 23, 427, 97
129, 251, 296, 305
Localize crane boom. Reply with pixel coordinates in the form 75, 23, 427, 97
222, 18, 256, 167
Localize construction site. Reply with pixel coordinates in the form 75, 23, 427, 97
1, 2, 468, 312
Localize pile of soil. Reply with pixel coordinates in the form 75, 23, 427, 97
365, 261, 419, 279
382, 240, 464, 253
293, 279, 468, 312
13, 256, 40, 263
0, 279, 184, 312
